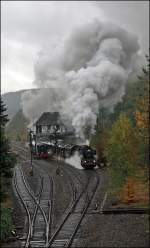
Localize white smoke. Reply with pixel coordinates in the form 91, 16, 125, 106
21, 87, 67, 123
65, 152, 83, 170
21, 19, 141, 140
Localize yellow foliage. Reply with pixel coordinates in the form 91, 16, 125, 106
105, 113, 139, 178
135, 110, 149, 129
120, 176, 149, 204
135, 75, 149, 132
120, 177, 136, 203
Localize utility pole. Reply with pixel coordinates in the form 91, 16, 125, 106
29, 130, 33, 176
54, 125, 60, 175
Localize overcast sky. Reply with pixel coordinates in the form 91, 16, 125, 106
1, 1, 149, 94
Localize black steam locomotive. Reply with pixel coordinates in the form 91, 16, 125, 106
79, 145, 97, 169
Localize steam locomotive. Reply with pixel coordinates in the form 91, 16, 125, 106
31, 140, 98, 169
79, 145, 97, 169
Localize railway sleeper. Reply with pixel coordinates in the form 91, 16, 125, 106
21, 240, 46, 248
51, 239, 78, 247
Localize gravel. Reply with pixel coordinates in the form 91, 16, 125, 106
74, 213, 149, 247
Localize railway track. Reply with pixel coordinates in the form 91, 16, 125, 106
47, 171, 99, 247
12, 143, 80, 211
14, 165, 53, 248
12, 142, 101, 247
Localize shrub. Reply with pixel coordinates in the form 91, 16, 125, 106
0, 208, 14, 241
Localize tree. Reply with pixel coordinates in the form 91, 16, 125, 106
135, 56, 149, 166
0, 98, 16, 202
110, 55, 149, 127
135, 57, 149, 135
105, 113, 139, 192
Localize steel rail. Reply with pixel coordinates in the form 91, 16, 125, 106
13, 170, 32, 248
46, 174, 91, 248
13, 143, 100, 248
30, 177, 44, 237
14, 166, 53, 247
16, 145, 94, 247
19, 166, 48, 225
12, 144, 54, 247
30, 160, 77, 248
20, 166, 54, 247
13, 143, 83, 206
45, 176, 54, 247
13, 144, 55, 242
14, 167, 46, 248
62, 168, 78, 206
65, 172, 100, 248
28, 160, 75, 247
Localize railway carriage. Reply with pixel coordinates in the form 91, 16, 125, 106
34, 143, 50, 159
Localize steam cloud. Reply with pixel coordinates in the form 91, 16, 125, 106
21, 19, 140, 140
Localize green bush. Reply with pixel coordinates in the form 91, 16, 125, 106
0, 208, 14, 241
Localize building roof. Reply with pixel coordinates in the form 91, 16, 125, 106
36, 112, 63, 126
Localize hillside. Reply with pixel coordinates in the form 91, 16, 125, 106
6, 109, 29, 142
2, 88, 39, 121
2, 90, 27, 120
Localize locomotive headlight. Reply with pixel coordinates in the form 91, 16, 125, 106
84, 160, 87, 163
93, 160, 96, 163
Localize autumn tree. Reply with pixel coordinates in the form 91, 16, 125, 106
105, 113, 139, 192
135, 62, 149, 129
135, 55, 149, 166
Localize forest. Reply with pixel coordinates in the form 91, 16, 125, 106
91, 55, 149, 205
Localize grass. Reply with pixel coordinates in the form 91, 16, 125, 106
0, 207, 14, 241
1, 185, 15, 242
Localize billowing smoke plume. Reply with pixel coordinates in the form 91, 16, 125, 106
21, 19, 140, 140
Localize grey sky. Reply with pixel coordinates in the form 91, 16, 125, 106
1, 1, 149, 93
